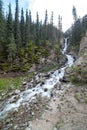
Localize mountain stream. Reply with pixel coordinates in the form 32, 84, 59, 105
0, 38, 74, 120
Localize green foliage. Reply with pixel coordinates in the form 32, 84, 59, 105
25, 9, 30, 47
1, 63, 9, 71
65, 7, 87, 54
20, 8, 25, 47
72, 6, 77, 21
40, 64, 58, 73
0, 0, 6, 58
0, 78, 10, 90
54, 44, 62, 62
11, 64, 20, 71
0, 0, 62, 73
21, 64, 32, 72
14, 0, 21, 50
0, 72, 35, 91
7, 34, 17, 63
71, 65, 87, 84
0, 77, 22, 90
55, 119, 64, 129
71, 75, 79, 84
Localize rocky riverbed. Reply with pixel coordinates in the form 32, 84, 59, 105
0, 69, 67, 130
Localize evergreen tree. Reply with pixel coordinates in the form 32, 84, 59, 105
14, 0, 21, 51
39, 20, 43, 40
29, 10, 32, 40
7, 3, 16, 64
8, 33, 17, 65
43, 10, 48, 42
35, 12, 39, 45
25, 9, 29, 48
0, 0, 6, 60
58, 15, 62, 43
81, 15, 87, 35
6, 3, 13, 40
50, 11, 54, 41
20, 8, 25, 47
72, 6, 77, 22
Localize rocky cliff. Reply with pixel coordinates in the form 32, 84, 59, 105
65, 34, 87, 84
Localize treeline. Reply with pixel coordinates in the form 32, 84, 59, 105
0, 0, 62, 72
65, 6, 87, 52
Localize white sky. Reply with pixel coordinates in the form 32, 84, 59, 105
3, 0, 87, 32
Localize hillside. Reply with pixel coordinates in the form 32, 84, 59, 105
29, 34, 87, 130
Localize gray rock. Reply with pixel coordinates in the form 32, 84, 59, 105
44, 88, 48, 92
23, 81, 27, 85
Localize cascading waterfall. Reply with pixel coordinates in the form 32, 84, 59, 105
0, 38, 74, 120
62, 38, 68, 54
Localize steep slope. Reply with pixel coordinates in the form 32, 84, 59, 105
65, 34, 87, 84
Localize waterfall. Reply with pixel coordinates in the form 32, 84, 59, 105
62, 38, 68, 54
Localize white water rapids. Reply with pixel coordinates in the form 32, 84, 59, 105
0, 38, 74, 120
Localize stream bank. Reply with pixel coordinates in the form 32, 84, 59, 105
0, 38, 74, 130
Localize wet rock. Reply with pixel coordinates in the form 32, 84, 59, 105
44, 73, 50, 78
40, 81, 45, 86
50, 93, 53, 97
59, 77, 69, 83
10, 95, 20, 103
9, 90, 20, 97
58, 84, 62, 90
44, 88, 48, 92
58, 70, 61, 73
23, 81, 27, 85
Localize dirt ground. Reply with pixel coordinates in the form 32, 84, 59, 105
29, 83, 87, 130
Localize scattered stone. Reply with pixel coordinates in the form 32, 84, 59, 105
50, 93, 53, 97
44, 88, 48, 92
53, 127, 57, 130
32, 112, 34, 116
41, 81, 45, 86
23, 81, 27, 85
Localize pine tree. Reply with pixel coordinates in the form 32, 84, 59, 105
81, 15, 87, 35
50, 11, 54, 41
35, 12, 39, 45
58, 15, 62, 43
0, 0, 6, 60
25, 9, 29, 49
29, 10, 32, 40
20, 8, 25, 47
14, 0, 21, 51
8, 33, 17, 65
6, 3, 13, 40
7, 3, 16, 64
72, 6, 77, 22
43, 10, 48, 42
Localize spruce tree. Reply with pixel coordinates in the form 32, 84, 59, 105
50, 11, 54, 41
82, 15, 87, 35
72, 6, 77, 22
20, 8, 25, 47
7, 3, 16, 64
0, 0, 6, 60
29, 10, 32, 40
43, 10, 48, 42
25, 9, 29, 49
14, 0, 21, 52
35, 12, 39, 45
